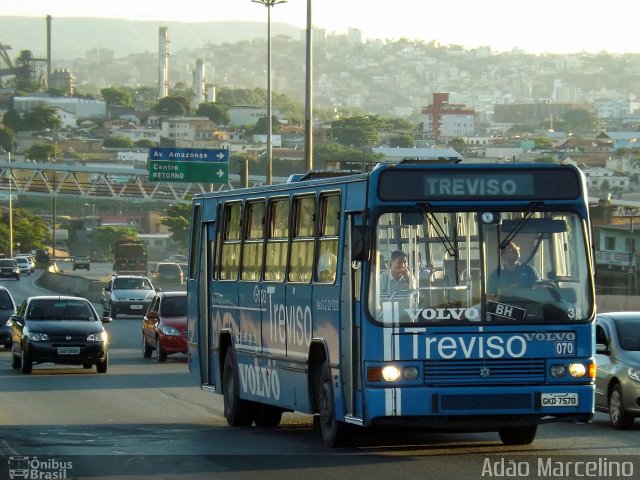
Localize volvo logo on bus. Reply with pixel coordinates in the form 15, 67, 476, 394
480, 367, 491, 377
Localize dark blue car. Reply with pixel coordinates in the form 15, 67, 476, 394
0, 286, 17, 348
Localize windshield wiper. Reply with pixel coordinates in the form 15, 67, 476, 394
419, 204, 457, 258
499, 202, 543, 249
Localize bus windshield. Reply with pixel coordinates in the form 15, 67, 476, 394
369, 209, 592, 325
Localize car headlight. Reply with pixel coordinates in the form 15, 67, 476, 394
27, 332, 49, 341
627, 368, 640, 382
161, 326, 181, 336
87, 332, 108, 342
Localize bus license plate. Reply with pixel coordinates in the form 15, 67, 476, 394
541, 393, 578, 407
131, 305, 143, 310
58, 347, 80, 355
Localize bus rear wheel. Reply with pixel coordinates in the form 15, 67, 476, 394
317, 361, 354, 447
223, 349, 254, 426
498, 424, 537, 445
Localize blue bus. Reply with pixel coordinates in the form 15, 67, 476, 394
187, 161, 596, 447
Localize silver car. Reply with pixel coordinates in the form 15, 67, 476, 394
101, 275, 156, 319
595, 312, 640, 429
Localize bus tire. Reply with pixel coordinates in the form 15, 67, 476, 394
223, 349, 254, 427
498, 424, 537, 445
254, 404, 283, 428
318, 361, 353, 447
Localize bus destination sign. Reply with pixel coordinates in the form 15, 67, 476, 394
378, 168, 581, 201
148, 147, 229, 183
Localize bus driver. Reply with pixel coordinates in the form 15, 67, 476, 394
488, 241, 540, 294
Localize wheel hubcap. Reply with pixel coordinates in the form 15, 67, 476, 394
610, 391, 621, 423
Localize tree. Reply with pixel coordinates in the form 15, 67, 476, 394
161, 204, 191, 250
249, 116, 282, 135
160, 204, 191, 252
0, 207, 49, 254
92, 226, 138, 260
26, 144, 61, 162
448, 137, 467, 155
22, 106, 62, 132
103, 136, 134, 148
389, 134, 415, 148
154, 96, 192, 116
534, 137, 553, 149
313, 143, 384, 170
101, 87, 133, 108
196, 102, 230, 125
0, 125, 15, 152
561, 109, 596, 133
2, 109, 23, 132
331, 115, 389, 147
134, 139, 157, 148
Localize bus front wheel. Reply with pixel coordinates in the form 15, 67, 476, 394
223, 349, 254, 426
318, 361, 353, 447
498, 424, 537, 445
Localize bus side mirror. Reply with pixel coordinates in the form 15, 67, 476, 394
351, 225, 369, 262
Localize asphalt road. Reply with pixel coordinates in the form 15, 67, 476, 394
0, 272, 639, 480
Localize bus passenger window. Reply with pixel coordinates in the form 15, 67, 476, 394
265, 198, 289, 282
289, 196, 315, 283
316, 193, 340, 283
241, 201, 265, 281
219, 203, 242, 280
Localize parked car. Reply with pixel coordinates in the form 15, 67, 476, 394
15, 254, 36, 272
142, 291, 187, 362
73, 255, 91, 271
14, 257, 31, 276
0, 286, 17, 348
150, 262, 184, 286
101, 275, 156, 319
595, 312, 640, 429
8, 295, 110, 374
0, 259, 20, 281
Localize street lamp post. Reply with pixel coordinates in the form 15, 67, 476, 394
252, 0, 287, 185
304, 0, 313, 172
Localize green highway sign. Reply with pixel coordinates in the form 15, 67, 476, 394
148, 147, 229, 183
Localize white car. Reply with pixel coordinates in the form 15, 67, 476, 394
16, 254, 35, 272
13, 257, 31, 276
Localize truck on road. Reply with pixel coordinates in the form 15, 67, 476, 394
113, 240, 147, 275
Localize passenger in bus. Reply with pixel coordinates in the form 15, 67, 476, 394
380, 250, 416, 296
317, 252, 337, 282
487, 241, 540, 294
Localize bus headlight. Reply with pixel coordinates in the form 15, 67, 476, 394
550, 365, 566, 377
382, 365, 401, 382
402, 366, 420, 380
569, 363, 586, 378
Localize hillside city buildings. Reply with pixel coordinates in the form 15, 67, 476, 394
2, 25, 640, 294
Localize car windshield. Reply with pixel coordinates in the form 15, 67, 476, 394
114, 278, 153, 290
160, 296, 187, 317
614, 318, 640, 351
26, 300, 96, 321
0, 260, 16, 267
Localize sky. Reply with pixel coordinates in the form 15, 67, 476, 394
0, 0, 638, 54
